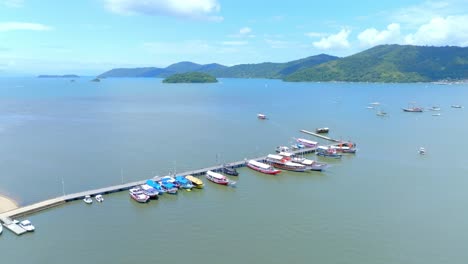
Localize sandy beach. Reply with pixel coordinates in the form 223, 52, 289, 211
0, 195, 19, 214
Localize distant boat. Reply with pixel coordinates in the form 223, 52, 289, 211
95, 194, 104, 203
316, 146, 342, 158
129, 187, 150, 203
275, 146, 291, 153
19, 220, 35, 232
91, 78, 101, 82
205, 170, 230, 185
419, 147, 426, 155
296, 138, 318, 148
376, 110, 388, 117
429, 106, 441, 111
315, 127, 329, 133
432, 113, 441, 116
257, 113, 267, 120
221, 165, 239, 176
83, 195, 93, 204
403, 103, 423, 112
246, 160, 281, 175
266, 154, 309, 172
369, 102, 380, 105
451, 105, 463, 108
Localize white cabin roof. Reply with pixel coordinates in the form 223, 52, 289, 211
317, 146, 329, 150
297, 138, 318, 145
248, 160, 271, 169
267, 154, 284, 160
278, 152, 293, 157
207, 170, 226, 180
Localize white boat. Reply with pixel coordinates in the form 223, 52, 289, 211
95, 194, 104, 203
0, 223, 3, 235
129, 187, 150, 203
19, 220, 35, 232
83, 195, 93, 204
205, 170, 230, 185
296, 138, 318, 148
419, 147, 426, 155
257, 113, 267, 120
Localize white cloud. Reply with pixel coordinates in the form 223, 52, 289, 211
0, 22, 52, 32
229, 27, 255, 38
264, 39, 290, 49
221, 41, 248, 46
404, 15, 468, 46
239, 27, 251, 35
358, 23, 401, 47
1, 0, 23, 8
104, 0, 223, 21
313, 29, 351, 50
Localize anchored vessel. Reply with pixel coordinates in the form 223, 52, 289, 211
205, 170, 229, 185
246, 160, 281, 175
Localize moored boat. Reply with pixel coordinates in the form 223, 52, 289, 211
331, 143, 357, 153
146, 179, 166, 194
278, 152, 327, 171
19, 220, 35, 232
296, 138, 318, 148
95, 194, 104, 203
129, 187, 150, 203
159, 180, 178, 194
257, 113, 267, 119
451, 105, 463, 108
222, 165, 239, 176
205, 170, 230, 185
315, 127, 329, 133
246, 159, 281, 175
266, 154, 309, 172
276, 145, 290, 153
175, 175, 194, 189
316, 146, 342, 158
140, 184, 159, 199
83, 195, 93, 204
185, 175, 204, 189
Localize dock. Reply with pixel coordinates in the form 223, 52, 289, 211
0, 146, 319, 233
1, 217, 27, 235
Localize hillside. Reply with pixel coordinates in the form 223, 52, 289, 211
38, 74, 80, 78
162, 72, 218, 83
98, 63, 226, 78
284, 45, 468, 82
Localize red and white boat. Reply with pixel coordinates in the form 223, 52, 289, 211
296, 138, 318, 148
246, 160, 281, 175
205, 170, 229, 185
257, 113, 267, 120
129, 187, 150, 203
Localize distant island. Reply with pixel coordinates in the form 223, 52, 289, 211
98, 44, 468, 83
38, 74, 80, 78
163, 72, 218, 83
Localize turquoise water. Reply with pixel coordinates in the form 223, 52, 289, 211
1, 78, 468, 263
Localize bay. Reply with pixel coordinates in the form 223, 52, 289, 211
1, 77, 467, 264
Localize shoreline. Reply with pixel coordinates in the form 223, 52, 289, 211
0, 194, 19, 214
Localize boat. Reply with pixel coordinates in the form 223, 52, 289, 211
376, 110, 387, 117
0, 222, 2, 235
19, 220, 35, 232
402, 103, 423, 112
419, 147, 426, 155
159, 180, 178, 194
246, 160, 281, 175
140, 184, 159, 199
315, 127, 329, 133
316, 146, 342, 158
266, 154, 309, 172
185, 175, 204, 189
222, 165, 239, 176
129, 187, 150, 203
95, 194, 104, 203
160, 176, 180, 188
295, 138, 318, 148
331, 143, 357, 153
451, 105, 463, 108
278, 152, 327, 171
205, 170, 230, 185
276, 146, 290, 153
83, 195, 93, 204
429, 106, 441, 111
432, 113, 441, 116
146, 179, 166, 194
174, 175, 194, 189
257, 113, 267, 119
290, 143, 305, 150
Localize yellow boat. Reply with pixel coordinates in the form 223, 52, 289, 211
185, 175, 204, 189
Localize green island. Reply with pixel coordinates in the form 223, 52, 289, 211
162, 72, 218, 83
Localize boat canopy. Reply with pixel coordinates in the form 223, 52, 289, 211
207, 170, 226, 180
267, 154, 284, 160
248, 160, 271, 169
278, 152, 293, 157
284, 161, 305, 167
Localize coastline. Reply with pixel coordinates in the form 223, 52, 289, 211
0, 194, 19, 214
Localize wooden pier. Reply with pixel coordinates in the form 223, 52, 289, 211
1, 217, 27, 235
0, 146, 318, 231
300, 129, 342, 142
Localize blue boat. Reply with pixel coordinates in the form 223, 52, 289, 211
175, 176, 194, 189
146, 179, 166, 194
159, 180, 178, 194
316, 146, 342, 159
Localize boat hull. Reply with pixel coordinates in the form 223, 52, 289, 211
246, 162, 281, 175
206, 176, 229, 185
316, 152, 342, 159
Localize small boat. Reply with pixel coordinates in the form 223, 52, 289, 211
205, 170, 230, 185
95, 194, 104, 203
266, 154, 309, 172
83, 195, 93, 204
140, 184, 159, 199
246, 160, 281, 175
419, 147, 426, 155
376, 110, 387, 117
451, 105, 463, 108
278, 152, 327, 171
222, 165, 239, 176
402, 103, 423, 112
290, 143, 305, 150
174, 175, 194, 189
316, 146, 342, 158
432, 113, 441, 116
257, 113, 267, 119
159, 180, 178, 194
370, 102, 380, 105
331, 142, 357, 153
296, 138, 318, 148
129, 187, 150, 203
185, 175, 204, 189
146, 179, 166, 194
19, 220, 35, 232
276, 146, 290, 153
315, 127, 329, 133
366, 106, 374, 109
429, 106, 441, 111
160, 176, 180, 188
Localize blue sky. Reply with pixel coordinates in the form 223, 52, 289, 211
0, 0, 467, 75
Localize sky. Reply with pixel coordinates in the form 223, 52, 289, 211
0, 0, 467, 75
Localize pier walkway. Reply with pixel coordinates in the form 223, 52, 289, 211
0, 146, 318, 226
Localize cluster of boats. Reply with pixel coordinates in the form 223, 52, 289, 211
83, 194, 104, 204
